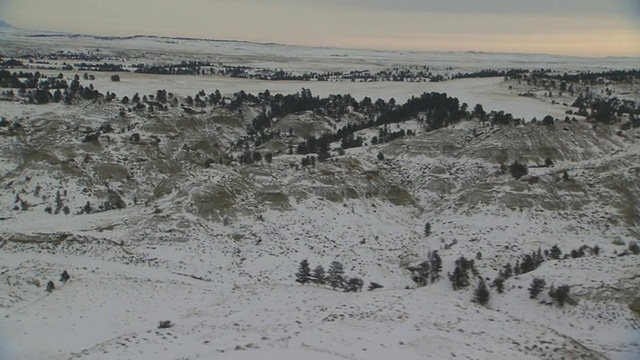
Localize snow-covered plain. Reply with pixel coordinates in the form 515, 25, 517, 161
1, 29, 640, 360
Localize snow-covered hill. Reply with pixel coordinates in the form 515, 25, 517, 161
1, 37, 639, 360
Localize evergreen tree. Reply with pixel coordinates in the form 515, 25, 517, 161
491, 277, 505, 294
55, 190, 63, 214
473, 279, 490, 305
424, 222, 431, 236
295, 259, 312, 284
548, 285, 571, 307
312, 265, 326, 285
448, 265, 470, 290
473, 103, 486, 120
412, 261, 430, 287
509, 161, 528, 179
60, 270, 70, 283
528, 277, 546, 299
344, 277, 364, 292
327, 261, 345, 290
455, 255, 476, 276
429, 250, 442, 282
83, 201, 92, 214
549, 245, 562, 260
519, 254, 535, 274
534, 248, 544, 266
46, 280, 55, 293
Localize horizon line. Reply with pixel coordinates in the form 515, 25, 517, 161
2, 20, 640, 61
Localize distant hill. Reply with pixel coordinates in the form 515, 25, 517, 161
0, 20, 16, 29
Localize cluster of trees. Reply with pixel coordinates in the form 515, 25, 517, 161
210, 88, 473, 164
537, 69, 640, 85
448, 255, 478, 290
407, 250, 442, 287
295, 244, 599, 308
134, 62, 434, 83
491, 248, 546, 292
133, 61, 216, 75
571, 93, 639, 125
489, 244, 600, 306
438, 254, 491, 305
528, 278, 572, 307
288, 91, 471, 160
295, 260, 382, 292
234, 149, 273, 165
0, 72, 104, 104
507, 69, 639, 88
0, 70, 68, 92
2, 59, 24, 67
119, 89, 191, 112
77, 63, 126, 72
43, 190, 71, 215
231, 66, 533, 84
439, 68, 529, 82
13, 193, 30, 211
371, 127, 415, 146
430, 243, 595, 307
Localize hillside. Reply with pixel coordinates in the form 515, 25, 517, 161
1, 36, 640, 359
1, 91, 639, 359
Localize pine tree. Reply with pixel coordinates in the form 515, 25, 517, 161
455, 256, 476, 277
424, 222, 431, 237
448, 265, 470, 290
509, 161, 528, 179
413, 261, 430, 287
519, 254, 535, 274
549, 285, 571, 307
491, 277, 505, 294
429, 250, 442, 282
55, 190, 63, 214
46, 280, 55, 293
473, 279, 490, 305
60, 270, 70, 283
549, 245, 562, 260
344, 277, 364, 292
312, 265, 326, 285
327, 261, 345, 290
534, 248, 544, 266
528, 277, 546, 299
295, 259, 312, 284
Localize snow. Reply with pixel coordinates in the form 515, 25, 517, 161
1, 31, 640, 360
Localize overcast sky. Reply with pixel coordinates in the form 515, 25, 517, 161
1, 0, 639, 56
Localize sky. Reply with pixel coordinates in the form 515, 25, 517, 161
1, 0, 639, 57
